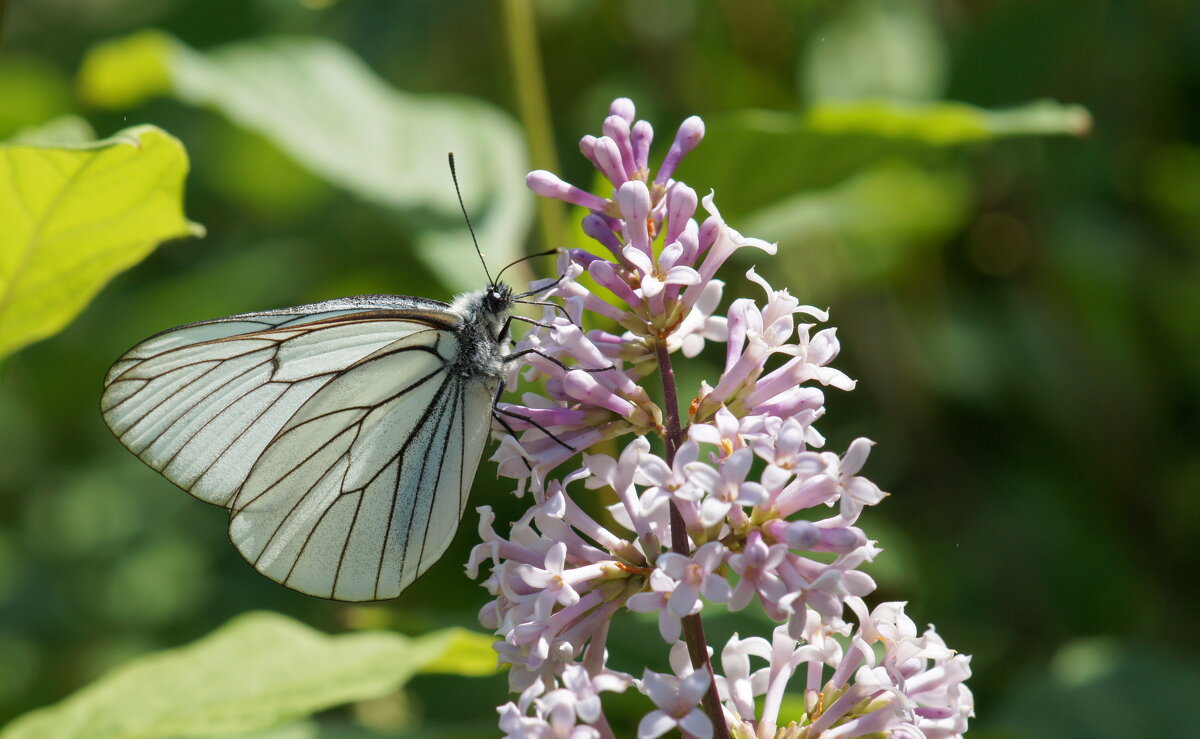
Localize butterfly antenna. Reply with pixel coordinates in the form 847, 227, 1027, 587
448, 152, 495, 285
496, 248, 560, 285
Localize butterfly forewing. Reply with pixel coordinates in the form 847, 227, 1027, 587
100, 295, 499, 601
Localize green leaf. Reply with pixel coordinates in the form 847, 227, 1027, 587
992, 639, 1200, 738
0, 612, 493, 739
0, 57, 74, 139
77, 30, 175, 110
805, 98, 1093, 143
213, 722, 321, 739
743, 161, 972, 292
7, 115, 97, 146
682, 100, 1089, 220
802, 0, 948, 102
412, 627, 499, 677
78, 31, 532, 292
0, 125, 202, 359
217, 718, 500, 739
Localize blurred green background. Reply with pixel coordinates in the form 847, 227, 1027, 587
2, 0, 1199, 736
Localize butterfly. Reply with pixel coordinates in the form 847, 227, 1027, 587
100, 156, 571, 601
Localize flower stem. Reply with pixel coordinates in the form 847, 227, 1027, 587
499, 0, 565, 252
655, 338, 732, 739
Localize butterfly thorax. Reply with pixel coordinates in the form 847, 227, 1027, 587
450, 284, 513, 380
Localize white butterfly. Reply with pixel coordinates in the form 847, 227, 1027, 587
101, 156, 572, 601
102, 285, 531, 600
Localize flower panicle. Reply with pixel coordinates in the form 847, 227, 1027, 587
481, 98, 973, 739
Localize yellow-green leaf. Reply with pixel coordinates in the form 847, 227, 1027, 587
76, 30, 175, 110
0, 125, 202, 359
0, 612, 478, 739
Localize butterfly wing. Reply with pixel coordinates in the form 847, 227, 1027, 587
228, 332, 497, 600
101, 296, 495, 600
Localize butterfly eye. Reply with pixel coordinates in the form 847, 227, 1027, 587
486, 288, 507, 314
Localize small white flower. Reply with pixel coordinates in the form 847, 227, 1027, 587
637, 669, 713, 739
829, 438, 889, 522
686, 448, 769, 528
673, 279, 727, 358
627, 569, 693, 642
656, 541, 731, 616
727, 530, 788, 612
518, 543, 583, 616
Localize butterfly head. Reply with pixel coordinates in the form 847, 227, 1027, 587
451, 283, 514, 352
484, 282, 514, 318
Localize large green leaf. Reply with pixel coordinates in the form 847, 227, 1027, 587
1, 612, 498, 739
0, 125, 201, 359
79, 31, 532, 292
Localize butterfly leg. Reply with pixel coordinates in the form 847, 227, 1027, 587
493, 406, 575, 451
502, 347, 617, 375
498, 314, 616, 374
491, 380, 575, 452
512, 270, 582, 328
509, 314, 563, 332
512, 300, 580, 328
490, 410, 534, 472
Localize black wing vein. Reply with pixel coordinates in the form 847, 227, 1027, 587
374, 368, 456, 597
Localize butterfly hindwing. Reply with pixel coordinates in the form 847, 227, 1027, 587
228, 328, 494, 600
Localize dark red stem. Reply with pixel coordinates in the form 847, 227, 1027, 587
655, 338, 731, 739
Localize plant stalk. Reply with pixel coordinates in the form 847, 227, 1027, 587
655, 338, 732, 739
499, 0, 565, 252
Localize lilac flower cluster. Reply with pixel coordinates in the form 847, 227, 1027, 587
472, 99, 974, 738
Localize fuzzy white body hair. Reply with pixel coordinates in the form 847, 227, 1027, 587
450, 287, 513, 381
